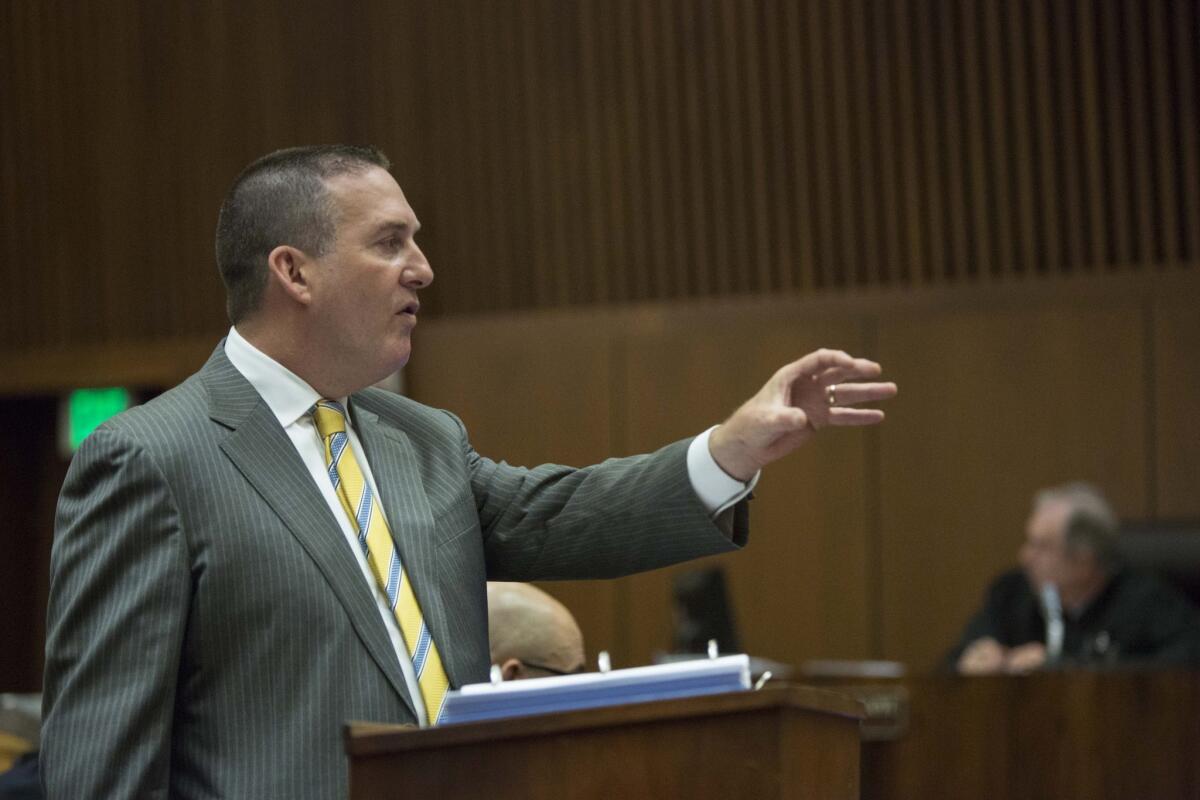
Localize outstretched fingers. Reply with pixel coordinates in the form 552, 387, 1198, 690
827, 407, 887, 426
825, 381, 898, 406
777, 349, 857, 384
814, 358, 883, 386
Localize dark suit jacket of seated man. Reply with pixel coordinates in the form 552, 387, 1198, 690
40, 145, 897, 800
947, 566, 1200, 669
948, 483, 1200, 673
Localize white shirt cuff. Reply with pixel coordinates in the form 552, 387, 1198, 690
687, 426, 760, 517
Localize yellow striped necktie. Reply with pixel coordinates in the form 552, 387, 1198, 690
312, 400, 450, 724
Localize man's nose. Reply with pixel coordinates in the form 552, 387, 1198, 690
402, 250, 434, 289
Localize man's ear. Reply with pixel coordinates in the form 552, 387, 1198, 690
266, 245, 314, 305
500, 659, 524, 681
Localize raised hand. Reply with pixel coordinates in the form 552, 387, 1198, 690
708, 348, 898, 481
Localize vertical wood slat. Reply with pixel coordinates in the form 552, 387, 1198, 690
649, 0, 677, 298
1173, 0, 1200, 262
600, 1, 630, 303
1147, 0, 1179, 266
938, 0, 967, 283
915, 0, 946, 284
565, 1, 594, 306
847, 0, 881, 286
828, 0, 857, 287
742, 1, 774, 294
1123, 0, 1155, 267
481, 3, 512, 310
962, 0, 990, 281
717, 0, 750, 295
982, 0, 1014, 278
1076, 1, 1108, 270
617, 0, 648, 302
638, 0, 671, 300
782, 0, 818, 291
1030, 1, 1061, 275
2, 2, 26, 347
873, 2, 902, 286
544, 0, 574, 307
699, 1, 731, 295
481, 0, 510, 311
662, 0, 700, 302
418, 5, 451, 308
1099, 1, 1132, 267
70, 3, 105, 340
806, 0, 835, 289
441, 0, 477, 311
577, 0, 611, 306
1053, 0, 1087, 273
73, 5, 104, 335
761, 0, 796, 293
689, 3, 715, 295
1006, 0, 1037, 278
892, 0, 924, 286
677, 1, 711, 298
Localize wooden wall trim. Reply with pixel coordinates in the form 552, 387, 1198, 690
0, 337, 216, 395
2, 270, 1194, 395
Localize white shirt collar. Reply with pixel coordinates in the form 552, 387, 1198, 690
224, 326, 348, 428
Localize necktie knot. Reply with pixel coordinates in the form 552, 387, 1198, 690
312, 400, 348, 439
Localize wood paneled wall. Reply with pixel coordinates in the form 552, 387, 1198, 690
2, 273, 1196, 689
408, 271, 1200, 671
2, 0, 1198, 365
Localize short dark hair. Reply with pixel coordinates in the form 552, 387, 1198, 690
215, 145, 391, 323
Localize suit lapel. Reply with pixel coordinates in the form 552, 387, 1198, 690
352, 404, 467, 689
201, 348, 417, 718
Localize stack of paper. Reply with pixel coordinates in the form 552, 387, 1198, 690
439, 654, 751, 726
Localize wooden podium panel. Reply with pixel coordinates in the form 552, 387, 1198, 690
345, 686, 863, 799
817, 671, 1200, 800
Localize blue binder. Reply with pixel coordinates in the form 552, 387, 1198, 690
439, 654, 751, 726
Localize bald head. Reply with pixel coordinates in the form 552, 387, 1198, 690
487, 582, 585, 680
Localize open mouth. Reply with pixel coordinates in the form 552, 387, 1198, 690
398, 302, 420, 317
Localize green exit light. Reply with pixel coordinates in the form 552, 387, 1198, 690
68, 387, 131, 450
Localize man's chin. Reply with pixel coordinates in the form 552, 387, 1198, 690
385, 337, 412, 368
368, 347, 410, 391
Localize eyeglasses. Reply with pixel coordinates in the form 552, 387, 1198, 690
521, 660, 587, 677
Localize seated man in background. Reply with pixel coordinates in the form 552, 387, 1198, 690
487, 582, 586, 680
950, 482, 1200, 674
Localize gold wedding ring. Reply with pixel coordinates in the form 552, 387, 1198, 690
827, 385, 838, 406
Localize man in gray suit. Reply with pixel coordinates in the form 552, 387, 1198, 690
41, 145, 896, 799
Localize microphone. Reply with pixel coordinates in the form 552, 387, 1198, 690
1040, 583, 1064, 665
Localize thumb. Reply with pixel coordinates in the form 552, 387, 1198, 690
776, 406, 809, 432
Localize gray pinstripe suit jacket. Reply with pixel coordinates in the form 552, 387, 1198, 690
41, 344, 748, 799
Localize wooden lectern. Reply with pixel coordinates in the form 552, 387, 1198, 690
345, 685, 863, 799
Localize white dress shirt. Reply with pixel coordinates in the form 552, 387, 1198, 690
223, 326, 756, 725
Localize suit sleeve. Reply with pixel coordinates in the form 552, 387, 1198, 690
41, 428, 190, 800
450, 413, 749, 581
